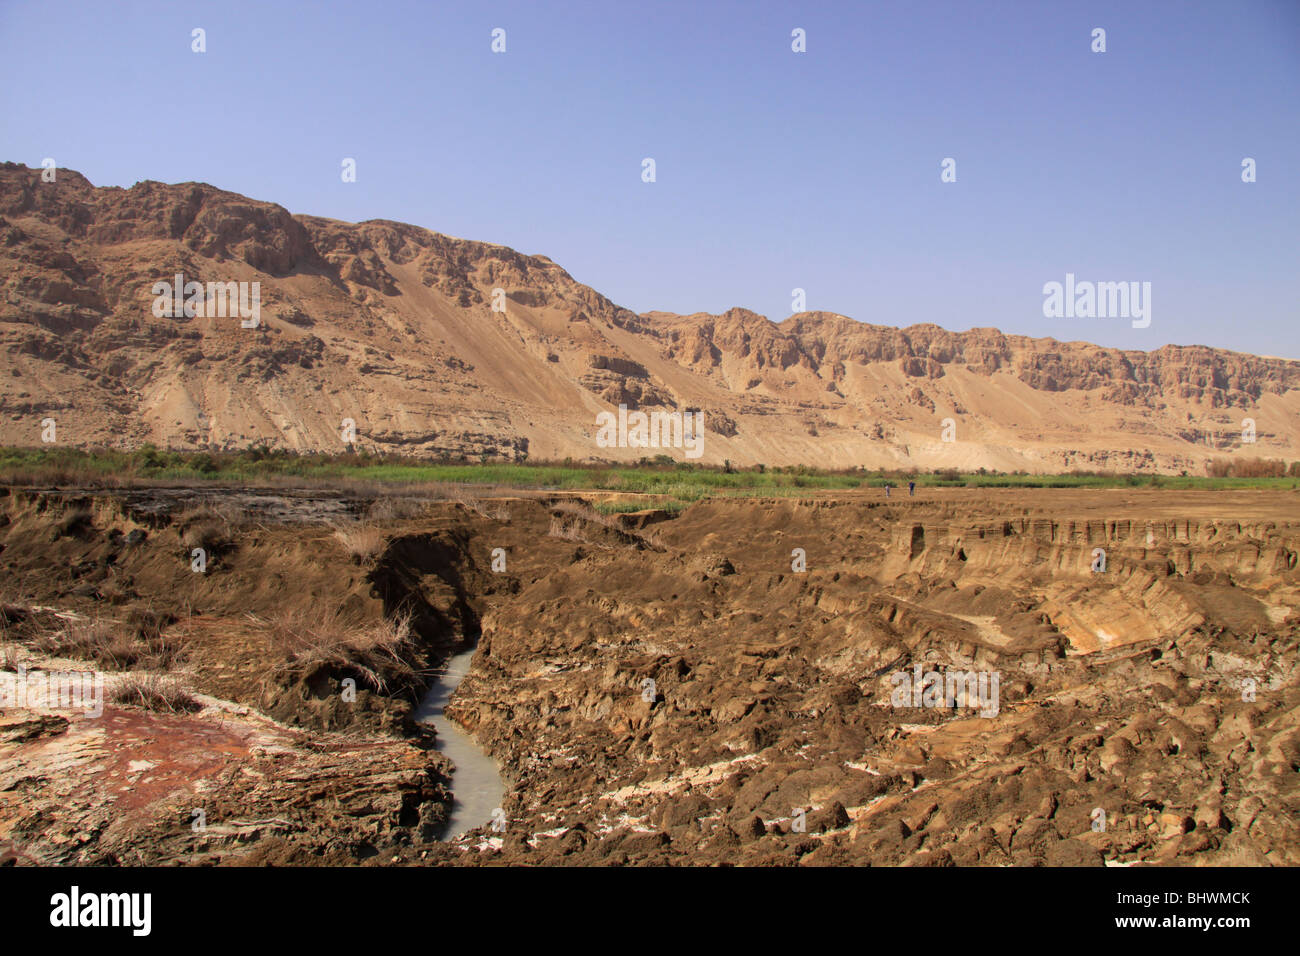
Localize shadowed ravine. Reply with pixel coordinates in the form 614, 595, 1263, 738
415, 646, 506, 841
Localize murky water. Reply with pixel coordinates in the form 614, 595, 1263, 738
414, 646, 506, 840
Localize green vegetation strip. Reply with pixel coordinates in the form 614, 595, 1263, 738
0, 446, 1295, 511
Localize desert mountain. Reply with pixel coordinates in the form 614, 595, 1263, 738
1, 161, 1297, 473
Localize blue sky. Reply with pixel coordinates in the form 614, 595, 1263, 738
2, 0, 1297, 356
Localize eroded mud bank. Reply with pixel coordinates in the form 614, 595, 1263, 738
0, 487, 1297, 865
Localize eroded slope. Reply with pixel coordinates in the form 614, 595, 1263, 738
0, 488, 1296, 866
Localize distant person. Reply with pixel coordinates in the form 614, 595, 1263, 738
908, 481, 916, 496
884, 484, 891, 498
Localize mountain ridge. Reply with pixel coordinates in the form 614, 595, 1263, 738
2, 162, 1297, 473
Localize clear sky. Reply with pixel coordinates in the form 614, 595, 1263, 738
2, 0, 1297, 357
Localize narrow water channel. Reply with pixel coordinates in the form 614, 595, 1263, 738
414, 646, 506, 841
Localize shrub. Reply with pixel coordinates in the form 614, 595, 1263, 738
182, 520, 227, 552
365, 496, 428, 521
34, 617, 139, 668
175, 501, 243, 552
267, 609, 416, 694
332, 524, 387, 561
112, 674, 201, 713
1207, 457, 1286, 478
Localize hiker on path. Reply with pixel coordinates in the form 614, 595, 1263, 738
908, 480, 916, 496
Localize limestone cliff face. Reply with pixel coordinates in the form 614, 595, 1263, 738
1, 162, 1297, 471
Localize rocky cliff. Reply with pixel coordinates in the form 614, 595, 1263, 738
2, 162, 1297, 472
